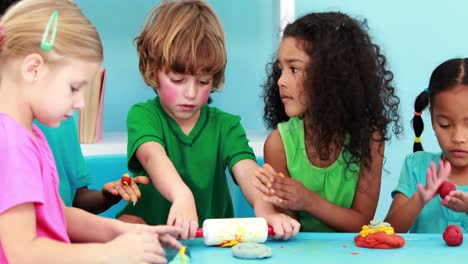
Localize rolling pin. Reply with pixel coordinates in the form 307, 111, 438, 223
194, 217, 275, 246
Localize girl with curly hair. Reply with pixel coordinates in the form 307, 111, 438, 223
255, 12, 401, 232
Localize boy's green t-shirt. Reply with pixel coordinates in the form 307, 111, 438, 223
118, 97, 256, 225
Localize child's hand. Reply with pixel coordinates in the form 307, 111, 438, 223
108, 225, 182, 264
442, 190, 468, 213
102, 176, 150, 205
118, 214, 147, 224
417, 160, 451, 205
167, 195, 198, 240
122, 224, 183, 249
255, 163, 311, 211
262, 213, 301, 240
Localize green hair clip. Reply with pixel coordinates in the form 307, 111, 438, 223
40, 10, 59, 51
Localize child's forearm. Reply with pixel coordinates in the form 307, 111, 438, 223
137, 143, 194, 203
65, 207, 123, 243
72, 187, 121, 214
384, 194, 425, 233
8, 238, 110, 264
301, 192, 374, 232
233, 159, 261, 206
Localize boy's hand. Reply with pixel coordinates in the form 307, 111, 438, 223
167, 194, 198, 240
417, 160, 451, 205
442, 190, 468, 213
261, 213, 300, 240
102, 176, 150, 205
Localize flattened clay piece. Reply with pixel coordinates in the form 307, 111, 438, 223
354, 232, 405, 249
232, 242, 272, 259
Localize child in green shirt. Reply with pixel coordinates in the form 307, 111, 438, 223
117, 0, 300, 240
255, 12, 401, 232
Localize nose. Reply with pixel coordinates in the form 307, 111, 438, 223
73, 92, 85, 110
183, 80, 197, 99
451, 126, 467, 144
277, 70, 287, 89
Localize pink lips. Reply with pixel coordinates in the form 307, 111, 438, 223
450, 149, 468, 158
281, 96, 292, 103
180, 104, 195, 111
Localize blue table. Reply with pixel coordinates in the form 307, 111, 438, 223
182, 233, 468, 263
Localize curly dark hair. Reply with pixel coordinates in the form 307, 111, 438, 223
263, 12, 401, 169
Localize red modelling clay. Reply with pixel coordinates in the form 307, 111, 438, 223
121, 173, 132, 186
443, 225, 463, 246
354, 232, 405, 249
438, 181, 456, 199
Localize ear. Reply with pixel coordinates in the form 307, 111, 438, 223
21, 53, 45, 82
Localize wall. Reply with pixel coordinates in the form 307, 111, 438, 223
75, 0, 280, 133
296, 0, 468, 219
76, 0, 468, 221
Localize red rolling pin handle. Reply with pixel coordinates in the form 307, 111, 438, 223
267, 225, 275, 236
194, 225, 275, 238
196, 228, 203, 238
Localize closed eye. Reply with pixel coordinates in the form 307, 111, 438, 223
199, 80, 211, 85
170, 78, 184, 84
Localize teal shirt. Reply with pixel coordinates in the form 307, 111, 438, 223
118, 97, 256, 225
392, 151, 468, 233
34, 116, 90, 206
278, 117, 359, 232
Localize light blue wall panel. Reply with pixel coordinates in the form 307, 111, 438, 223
76, 0, 280, 133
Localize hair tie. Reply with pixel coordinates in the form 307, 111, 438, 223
414, 111, 422, 116
414, 137, 422, 143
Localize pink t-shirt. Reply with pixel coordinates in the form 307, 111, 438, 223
0, 114, 70, 262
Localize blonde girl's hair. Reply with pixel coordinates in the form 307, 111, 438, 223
0, 0, 103, 63
136, 0, 226, 90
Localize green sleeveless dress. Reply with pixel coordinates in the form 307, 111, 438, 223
278, 117, 359, 232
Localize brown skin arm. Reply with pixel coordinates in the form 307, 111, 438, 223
73, 175, 150, 215
72, 187, 121, 215
384, 192, 424, 232
385, 159, 450, 232
263, 129, 300, 220
262, 130, 384, 232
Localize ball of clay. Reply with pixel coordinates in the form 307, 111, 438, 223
232, 243, 272, 259
438, 181, 456, 199
121, 173, 132, 186
443, 225, 463, 246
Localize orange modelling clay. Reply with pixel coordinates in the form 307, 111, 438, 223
215, 224, 265, 247
121, 173, 131, 186
217, 234, 243, 247
216, 229, 245, 247
354, 220, 405, 249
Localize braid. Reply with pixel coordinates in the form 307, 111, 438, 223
412, 90, 430, 152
